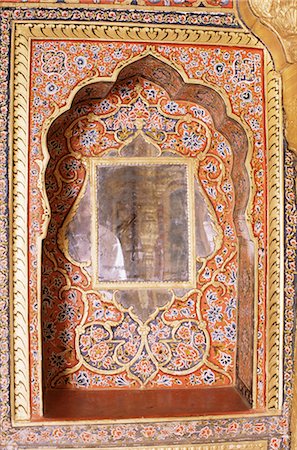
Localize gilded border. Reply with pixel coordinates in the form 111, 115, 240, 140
13, 21, 259, 46
10, 20, 283, 424
265, 58, 284, 411
10, 21, 31, 422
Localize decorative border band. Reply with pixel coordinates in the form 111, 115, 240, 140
265, 59, 283, 410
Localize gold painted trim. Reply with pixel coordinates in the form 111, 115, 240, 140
10, 20, 31, 422
10, 19, 283, 425
89, 157, 196, 290
265, 57, 284, 411
13, 20, 260, 46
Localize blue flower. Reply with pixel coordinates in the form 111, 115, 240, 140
219, 352, 232, 367
189, 374, 202, 385
145, 88, 157, 100
225, 322, 236, 341
155, 375, 173, 387
229, 270, 237, 285
206, 290, 218, 303
226, 297, 236, 319
205, 162, 217, 173
212, 328, 225, 342
214, 62, 225, 76
94, 309, 104, 320
99, 99, 111, 111
80, 129, 98, 148
114, 49, 123, 59
181, 307, 191, 317
207, 305, 223, 324
224, 225, 234, 237
182, 131, 204, 152
119, 87, 131, 98
115, 376, 131, 387
45, 82, 58, 95
164, 101, 179, 114
190, 106, 205, 118
222, 182, 232, 193
215, 255, 223, 266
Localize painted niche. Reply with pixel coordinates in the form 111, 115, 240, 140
42, 57, 254, 419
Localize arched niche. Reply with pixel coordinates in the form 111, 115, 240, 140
42, 56, 254, 419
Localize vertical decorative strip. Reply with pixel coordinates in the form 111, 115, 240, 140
11, 23, 30, 422
265, 56, 283, 411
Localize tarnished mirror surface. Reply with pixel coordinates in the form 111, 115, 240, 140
95, 162, 190, 283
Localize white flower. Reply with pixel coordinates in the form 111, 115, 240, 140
219, 352, 232, 367
212, 328, 225, 342
75, 56, 87, 69
202, 369, 215, 385
45, 82, 58, 95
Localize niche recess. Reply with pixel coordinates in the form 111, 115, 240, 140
42, 56, 255, 420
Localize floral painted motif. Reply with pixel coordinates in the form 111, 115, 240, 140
66, 80, 211, 157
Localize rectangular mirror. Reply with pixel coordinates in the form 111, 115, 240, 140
90, 158, 196, 288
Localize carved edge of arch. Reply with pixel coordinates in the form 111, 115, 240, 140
22, 440, 268, 450
11, 20, 282, 422
10, 24, 31, 421
16, 20, 260, 47
265, 58, 283, 411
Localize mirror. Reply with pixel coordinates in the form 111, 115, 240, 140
95, 162, 190, 283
